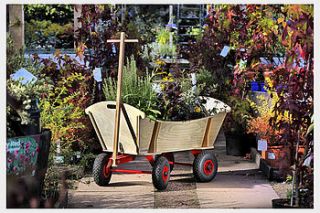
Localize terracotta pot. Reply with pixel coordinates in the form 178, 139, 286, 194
297, 145, 306, 156
262, 145, 291, 169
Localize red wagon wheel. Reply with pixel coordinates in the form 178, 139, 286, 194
193, 151, 218, 182
152, 156, 170, 190
93, 153, 112, 186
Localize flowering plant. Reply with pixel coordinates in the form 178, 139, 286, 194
247, 114, 283, 145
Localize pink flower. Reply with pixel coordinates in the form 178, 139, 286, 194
26, 142, 30, 150
20, 154, 25, 161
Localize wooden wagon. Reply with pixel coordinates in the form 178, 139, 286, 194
85, 96, 230, 190
85, 32, 230, 190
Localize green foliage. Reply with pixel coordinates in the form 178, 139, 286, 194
223, 96, 253, 134
7, 78, 53, 125
24, 5, 73, 24
6, 35, 24, 77
30, 52, 98, 165
6, 36, 53, 136
103, 56, 161, 120
40, 91, 85, 145
25, 20, 74, 50
140, 27, 178, 61
126, 5, 169, 43
196, 67, 218, 97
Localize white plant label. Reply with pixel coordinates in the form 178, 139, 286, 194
268, 152, 276, 160
220, 45, 230, 57
257, 139, 268, 151
11, 68, 37, 85
93, 67, 102, 82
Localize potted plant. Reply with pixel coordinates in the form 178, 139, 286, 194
223, 96, 253, 156
247, 114, 291, 170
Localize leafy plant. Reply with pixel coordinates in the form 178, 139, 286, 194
246, 94, 290, 145
75, 5, 118, 71
24, 4, 74, 24
103, 56, 161, 120
247, 114, 282, 145
34, 51, 99, 163
6, 37, 53, 137
25, 20, 74, 50
196, 67, 218, 97
158, 81, 209, 121
223, 96, 253, 135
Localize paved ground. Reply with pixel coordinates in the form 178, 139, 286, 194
68, 131, 279, 208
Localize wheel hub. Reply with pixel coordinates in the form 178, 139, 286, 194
203, 159, 214, 176
162, 166, 169, 182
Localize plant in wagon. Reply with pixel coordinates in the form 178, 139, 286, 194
103, 56, 161, 120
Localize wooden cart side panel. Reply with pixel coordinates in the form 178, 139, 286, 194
138, 112, 227, 154
85, 101, 144, 155
155, 119, 208, 153
87, 112, 107, 150
139, 118, 209, 154
139, 119, 155, 153
203, 112, 227, 148
201, 117, 213, 148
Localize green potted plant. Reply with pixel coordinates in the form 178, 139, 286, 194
223, 96, 253, 156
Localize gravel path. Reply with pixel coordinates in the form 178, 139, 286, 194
270, 181, 291, 199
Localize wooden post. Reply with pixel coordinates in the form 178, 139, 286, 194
8, 5, 24, 49
107, 32, 138, 166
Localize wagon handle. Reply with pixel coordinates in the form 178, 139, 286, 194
106, 104, 116, 109
107, 32, 138, 167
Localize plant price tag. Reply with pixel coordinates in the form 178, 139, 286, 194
268, 152, 276, 160
220, 45, 230, 57
93, 67, 102, 82
257, 139, 268, 151
11, 68, 37, 85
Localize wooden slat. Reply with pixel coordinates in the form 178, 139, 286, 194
201, 118, 213, 147
148, 122, 161, 153
87, 111, 107, 150
121, 104, 138, 153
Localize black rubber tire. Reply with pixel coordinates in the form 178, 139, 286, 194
92, 153, 112, 186
193, 151, 218, 182
152, 154, 174, 172
152, 156, 170, 190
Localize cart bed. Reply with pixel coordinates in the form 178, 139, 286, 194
85, 97, 230, 155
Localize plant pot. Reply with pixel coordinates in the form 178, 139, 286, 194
259, 82, 267, 92
264, 145, 291, 169
244, 133, 257, 150
225, 133, 245, 156
272, 198, 301, 208
20, 99, 41, 136
6, 129, 51, 195
250, 82, 260, 92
